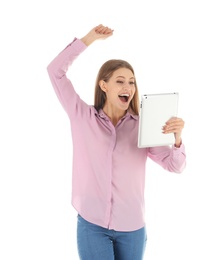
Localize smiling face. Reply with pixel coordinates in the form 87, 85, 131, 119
99, 68, 136, 117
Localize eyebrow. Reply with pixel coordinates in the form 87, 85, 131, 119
116, 76, 135, 80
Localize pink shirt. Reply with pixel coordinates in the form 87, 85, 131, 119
47, 38, 186, 232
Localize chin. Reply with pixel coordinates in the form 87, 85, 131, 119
120, 104, 129, 110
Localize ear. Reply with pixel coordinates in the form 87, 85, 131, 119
99, 80, 107, 92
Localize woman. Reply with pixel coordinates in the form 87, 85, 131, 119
47, 24, 186, 260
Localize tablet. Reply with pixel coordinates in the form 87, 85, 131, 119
138, 92, 179, 148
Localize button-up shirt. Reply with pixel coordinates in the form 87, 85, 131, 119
47, 38, 186, 232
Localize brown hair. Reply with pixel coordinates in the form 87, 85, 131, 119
94, 59, 139, 115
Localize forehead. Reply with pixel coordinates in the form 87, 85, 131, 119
112, 68, 134, 79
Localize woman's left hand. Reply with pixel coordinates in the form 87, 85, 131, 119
162, 117, 185, 147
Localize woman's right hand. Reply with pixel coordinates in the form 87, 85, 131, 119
81, 24, 114, 46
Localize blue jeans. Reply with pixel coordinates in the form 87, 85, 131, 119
77, 214, 147, 260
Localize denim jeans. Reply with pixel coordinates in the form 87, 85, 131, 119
77, 214, 147, 260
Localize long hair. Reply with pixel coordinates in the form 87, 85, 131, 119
94, 59, 139, 115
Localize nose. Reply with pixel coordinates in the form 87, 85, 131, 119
122, 82, 132, 90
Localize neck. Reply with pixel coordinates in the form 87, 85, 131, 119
103, 106, 126, 126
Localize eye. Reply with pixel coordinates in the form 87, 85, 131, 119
116, 80, 124, 84
129, 81, 135, 85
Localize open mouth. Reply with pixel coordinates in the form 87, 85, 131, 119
118, 93, 130, 103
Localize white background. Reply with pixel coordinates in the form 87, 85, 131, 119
0, 0, 224, 259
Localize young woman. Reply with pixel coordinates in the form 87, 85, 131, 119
47, 24, 186, 260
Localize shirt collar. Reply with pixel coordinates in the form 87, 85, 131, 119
95, 108, 138, 121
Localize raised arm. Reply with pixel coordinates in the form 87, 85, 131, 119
47, 25, 113, 116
